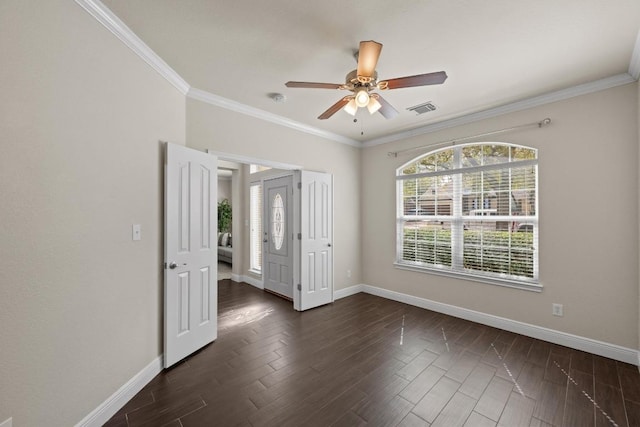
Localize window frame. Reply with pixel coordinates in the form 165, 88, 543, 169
395, 142, 541, 292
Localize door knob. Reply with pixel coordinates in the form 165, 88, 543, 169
327, 243, 332, 247
168, 261, 186, 269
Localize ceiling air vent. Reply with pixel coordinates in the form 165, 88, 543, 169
407, 101, 437, 115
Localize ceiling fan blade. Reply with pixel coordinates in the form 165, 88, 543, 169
374, 94, 399, 119
357, 40, 383, 78
285, 81, 343, 89
381, 71, 448, 90
318, 97, 351, 120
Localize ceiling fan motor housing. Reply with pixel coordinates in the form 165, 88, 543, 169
345, 69, 378, 91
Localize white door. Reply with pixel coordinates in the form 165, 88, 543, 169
164, 143, 217, 368
263, 175, 293, 299
298, 171, 333, 311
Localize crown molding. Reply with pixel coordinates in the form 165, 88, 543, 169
75, 0, 190, 95
75, 0, 359, 147
76, 0, 638, 149
187, 88, 361, 147
362, 73, 636, 147
629, 29, 640, 80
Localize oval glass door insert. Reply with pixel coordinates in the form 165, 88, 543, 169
272, 193, 285, 250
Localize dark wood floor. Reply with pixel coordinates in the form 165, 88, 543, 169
105, 280, 640, 427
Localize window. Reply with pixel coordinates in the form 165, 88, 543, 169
396, 143, 538, 289
249, 164, 271, 174
249, 183, 262, 272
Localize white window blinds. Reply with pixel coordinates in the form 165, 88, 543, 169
397, 143, 538, 286
249, 183, 263, 272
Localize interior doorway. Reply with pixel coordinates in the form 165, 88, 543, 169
217, 160, 240, 281
207, 150, 335, 312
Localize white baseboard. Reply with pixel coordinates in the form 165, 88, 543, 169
75, 356, 163, 427
358, 284, 639, 366
240, 274, 263, 290
0, 417, 12, 427
334, 284, 364, 300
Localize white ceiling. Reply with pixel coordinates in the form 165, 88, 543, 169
102, 0, 640, 143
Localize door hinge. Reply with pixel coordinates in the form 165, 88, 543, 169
297, 182, 302, 189
297, 233, 302, 240
163, 262, 167, 269
297, 284, 301, 291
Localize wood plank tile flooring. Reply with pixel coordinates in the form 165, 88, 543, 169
105, 280, 640, 427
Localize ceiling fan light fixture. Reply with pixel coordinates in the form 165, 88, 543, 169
284, 40, 447, 121
343, 98, 357, 116
367, 96, 381, 114
354, 88, 370, 108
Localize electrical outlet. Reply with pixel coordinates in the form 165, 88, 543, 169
552, 303, 563, 317
347, 270, 351, 278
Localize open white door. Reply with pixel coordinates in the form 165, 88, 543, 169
297, 171, 333, 311
164, 143, 217, 368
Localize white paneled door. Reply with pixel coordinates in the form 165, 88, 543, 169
263, 175, 293, 299
298, 171, 333, 311
164, 143, 217, 368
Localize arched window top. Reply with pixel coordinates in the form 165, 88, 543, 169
398, 142, 537, 176
395, 141, 539, 290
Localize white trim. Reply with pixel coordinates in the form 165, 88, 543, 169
0, 418, 12, 427
240, 274, 264, 290
362, 73, 636, 147
77, 0, 638, 149
207, 150, 302, 171
76, 356, 163, 427
629, 30, 640, 80
394, 263, 542, 293
188, 88, 360, 147
333, 284, 364, 300
74, 0, 190, 95
356, 284, 638, 365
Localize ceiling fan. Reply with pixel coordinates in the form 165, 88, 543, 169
285, 40, 447, 120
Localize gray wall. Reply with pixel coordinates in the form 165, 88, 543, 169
0, 1, 186, 425
361, 83, 639, 349
0, 0, 638, 425
218, 177, 232, 203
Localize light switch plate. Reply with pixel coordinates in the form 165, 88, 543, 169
132, 224, 141, 241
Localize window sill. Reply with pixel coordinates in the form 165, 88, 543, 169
393, 262, 542, 293
248, 268, 262, 277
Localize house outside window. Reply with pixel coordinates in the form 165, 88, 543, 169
396, 142, 539, 290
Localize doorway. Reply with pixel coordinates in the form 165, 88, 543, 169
262, 175, 294, 299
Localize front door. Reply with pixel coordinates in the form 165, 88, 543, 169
263, 175, 293, 299
164, 143, 217, 368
